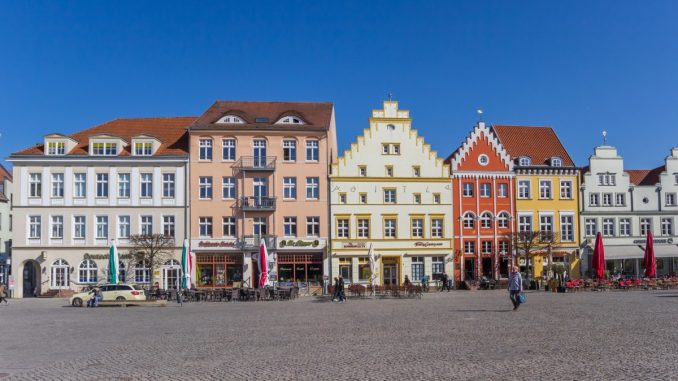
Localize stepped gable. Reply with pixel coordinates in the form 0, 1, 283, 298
445, 122, 513, 172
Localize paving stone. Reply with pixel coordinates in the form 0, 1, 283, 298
0, 290, 676, 380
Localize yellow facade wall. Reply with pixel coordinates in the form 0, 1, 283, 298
515, 171, 580, 279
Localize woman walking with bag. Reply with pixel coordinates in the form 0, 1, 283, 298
508, 266, 523, 311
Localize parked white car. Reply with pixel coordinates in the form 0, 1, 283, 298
70, 284, 146, 307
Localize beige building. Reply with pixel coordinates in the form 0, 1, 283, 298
9, 117, 194, 297
330, 100, 454, 286
188, 101, 337, 292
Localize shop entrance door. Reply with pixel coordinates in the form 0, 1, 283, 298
383, 264, 398, 285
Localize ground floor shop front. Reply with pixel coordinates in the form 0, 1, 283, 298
582, 243, 678, 278
194, 251, 325, 289
332, 252, 454, 286
11, 247, 184, 298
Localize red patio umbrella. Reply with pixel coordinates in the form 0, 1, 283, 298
643, 231, 656, 278
592, 232, 606, 280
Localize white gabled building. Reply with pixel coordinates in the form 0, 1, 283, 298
329, 100, 454, 286
580, 145, 678, 277
9, 117, 194, 297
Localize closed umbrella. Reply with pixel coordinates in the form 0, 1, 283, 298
181, 239, 190, 289
108, 239, 119, 284
643, 231, 656, 278
592, 232, 606, 280
258, 238, 269, 288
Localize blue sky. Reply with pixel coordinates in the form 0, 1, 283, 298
1, 1, 677, 169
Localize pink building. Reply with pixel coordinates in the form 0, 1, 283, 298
188, 101, 337, 290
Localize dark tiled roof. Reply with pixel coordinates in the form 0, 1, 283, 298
190, 101, 333, 131
12, 117, 196, 156
491, 125, 576, 167
626, 166, 664, 186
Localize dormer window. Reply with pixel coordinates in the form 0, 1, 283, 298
276, 116, 305, 125
134, 142, 153, 156
518, 156, 531, 166
91, 142, 118, 156
551, 157, 563, 167
47, 141, 66, 155
216, 115, 245, 124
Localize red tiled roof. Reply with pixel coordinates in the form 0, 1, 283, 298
626, 166, 664, 186
12, 117, 196, 156
191, 101, 333, 131
491, 125, 576, 166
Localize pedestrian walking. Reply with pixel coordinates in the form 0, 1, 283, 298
508, 266, 524, 311
440, 273, 451, 292
0, 283, 8, 304
332, 277, 339, 302
337, 276, 346, 303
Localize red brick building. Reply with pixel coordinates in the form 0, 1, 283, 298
446, 122, 515, 282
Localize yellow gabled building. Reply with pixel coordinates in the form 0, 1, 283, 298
492, 126, 581, 281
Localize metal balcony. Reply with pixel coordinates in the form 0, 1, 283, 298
232, 156, 276, 171
240, 235, 277, 250
237, 196, 276, 212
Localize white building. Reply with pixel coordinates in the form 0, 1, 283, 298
580, 145, 678, 277
9, 117, 194, 297
329, 100, 454, 286
0, 165, 12, 287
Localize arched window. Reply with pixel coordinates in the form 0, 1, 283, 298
165, 259, 180, 267
551, 157, 563, 167
463, 213, 476, 229
497, 212, 510, 228
276, 116, 305, 125
79, 259, 98, 283
518, 156, 531, 166
480, 212, 493, 229
135, 260, 150, 284
216, 115, 245, 124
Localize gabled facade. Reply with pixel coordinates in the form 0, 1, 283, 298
581, 146, 678, 277
492, 125, 581, 280
188, 101, 337, 293
447, 122, 515, 282
9, 117, 194, 297
330, 100, 454, 286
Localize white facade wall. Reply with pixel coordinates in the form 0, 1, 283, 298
10, 158, 189, 297
580, 146, 678, 276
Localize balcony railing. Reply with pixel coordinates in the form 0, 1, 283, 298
241, 235, 277, 250
232, 156, 276, 171
237, 196, 276, 211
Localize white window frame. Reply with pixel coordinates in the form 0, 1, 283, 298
96, 215, 109, 239
140, 215, 153, 236
118, 173, 130, 198
463, 183, 474, 197
431, 218, 443, 238
96, 173, 109, 198
640, 218, 652, 236
199, 176, 213, 200
283, 177, 297, 200
162, 215, 175, 238
118, 215, 131, 239
383, 189, 396, 204
306, 217, 320, 237
74, 173, 87, 198
518, 180, 530, 199
199, 217, 213, 238
306, 177, 319, 200
602, 218, 615, 237
619, 218, 631, 237
661, 218, 673, 236
29, 173, 42, 198
539, 180, 552, 199
411, 218, 423, 238
384, 218, 397, 238
222, 217, 236, 237
560, 214, 574, 242
480, 183, 491, 198
305, 140, 319, 162
73, 216, 86, 239
162, 173, 175, 198
199, 138, 213, 161
221, 177, 236, 199
29, 215, 41, 239
140, 173, 153, 198
284, 217, 297, 237
497, 183, 508, 198
283, 140, 297, 162
222, 138, 236, 161
585, 218, 597, 237
51, 215, 64, 239
51, 173, 64, 198
559, 180, 572, 199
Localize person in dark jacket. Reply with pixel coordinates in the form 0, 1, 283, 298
440, 273, 451, 292
332, 277, 339, 302
337, 276, 346, 303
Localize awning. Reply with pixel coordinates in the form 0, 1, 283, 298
598, 245, 678, 259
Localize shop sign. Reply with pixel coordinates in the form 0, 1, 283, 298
84, 253, 132, 260
414, 241, 444, 247
632, 238, 674, 245
279, 239, 322, 248
342, 242, 367, 248
197, 240, 237, 248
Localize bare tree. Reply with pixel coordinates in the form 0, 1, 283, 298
504, 230, 542, 281
129, 234, 175, 287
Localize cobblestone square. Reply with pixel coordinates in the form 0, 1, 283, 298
1, 290, 677, 380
